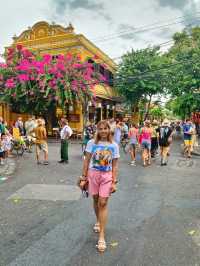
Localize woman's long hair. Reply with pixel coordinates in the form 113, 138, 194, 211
94, 120, 113, 144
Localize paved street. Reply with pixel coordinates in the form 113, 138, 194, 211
0, 140, 200, 266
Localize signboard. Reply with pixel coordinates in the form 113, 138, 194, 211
68, 114, 80, 122
192, 112, 200, 124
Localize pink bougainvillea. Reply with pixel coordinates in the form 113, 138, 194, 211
5, 78, 15, 89
0, 45, 107, 114
18, 74, 30, 82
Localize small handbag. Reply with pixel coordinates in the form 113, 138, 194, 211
77, 176, 89, 198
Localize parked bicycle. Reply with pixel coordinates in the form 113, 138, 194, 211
10, 138, 26, 156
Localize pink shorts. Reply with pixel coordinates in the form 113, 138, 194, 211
87, 169, 113, 198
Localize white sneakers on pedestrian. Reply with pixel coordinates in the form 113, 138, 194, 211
130, 160, 136, 166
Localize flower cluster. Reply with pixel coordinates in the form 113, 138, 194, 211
0, 45, 106, 113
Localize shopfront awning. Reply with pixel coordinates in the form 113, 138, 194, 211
94, 84, 123, 102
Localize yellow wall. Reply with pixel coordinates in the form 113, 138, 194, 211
68, 104, 83, 132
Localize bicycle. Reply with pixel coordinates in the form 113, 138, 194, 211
11, 138, 26, 156
24, 136, 34, 153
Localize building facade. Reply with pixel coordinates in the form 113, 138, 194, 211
4, 21, 121, 133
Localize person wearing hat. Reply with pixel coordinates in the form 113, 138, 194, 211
157, 119, 173, 166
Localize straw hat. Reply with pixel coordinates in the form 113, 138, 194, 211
152, 119, 158, 126
162, 119, 170, 126
144, 120, 151, 126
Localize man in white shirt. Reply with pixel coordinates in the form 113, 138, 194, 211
58, 119, 73, 164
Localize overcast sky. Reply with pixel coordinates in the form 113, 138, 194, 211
0, 0, 200, 62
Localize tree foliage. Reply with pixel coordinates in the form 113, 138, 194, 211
115, 47, 168, 105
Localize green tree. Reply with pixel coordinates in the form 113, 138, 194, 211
165, 27, 200, 116
150, 106, 163, 120
115, 47, 168, 120
166, 93, 200, 119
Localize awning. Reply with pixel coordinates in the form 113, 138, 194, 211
94, 84, 122, 102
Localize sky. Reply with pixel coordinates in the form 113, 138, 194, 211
1, 0, 200, 62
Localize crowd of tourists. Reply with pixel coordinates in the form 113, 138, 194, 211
0, 115, 197, 168
82, 118, 198, 167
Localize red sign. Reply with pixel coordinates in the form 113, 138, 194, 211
68, 114, 80, 122
192, 112, 200, 124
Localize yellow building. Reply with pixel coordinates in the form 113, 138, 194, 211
4, 21, 121, 133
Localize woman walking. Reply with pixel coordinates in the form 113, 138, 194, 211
128, 123, 139, 166
139, 120, 152, 166
80, 120, 119, 252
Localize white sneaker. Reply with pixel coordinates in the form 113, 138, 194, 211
130, 161, 136, 166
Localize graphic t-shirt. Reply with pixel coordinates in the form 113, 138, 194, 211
85, 140, 120, 172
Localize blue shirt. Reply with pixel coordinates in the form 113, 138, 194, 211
183, 124, 192, 140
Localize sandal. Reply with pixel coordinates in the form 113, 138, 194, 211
93, 223, 100, 233
96, 240, 107, 252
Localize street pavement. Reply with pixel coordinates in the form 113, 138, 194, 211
0, 140, 200, 266
0, 158, 16, 184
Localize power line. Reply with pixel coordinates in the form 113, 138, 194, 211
96, 17, 200, 43
91, 10, 200, 43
